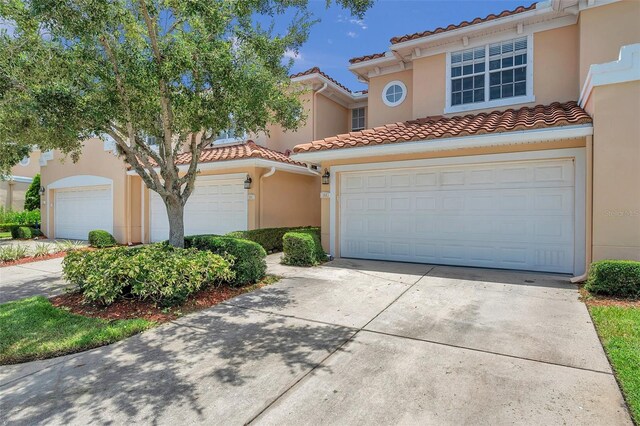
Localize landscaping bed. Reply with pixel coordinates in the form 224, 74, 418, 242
0, 250, 69, 267
580, 259, 640, 423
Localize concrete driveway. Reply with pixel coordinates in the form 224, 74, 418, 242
0, 258, 69, 303
0, 255, 632, 425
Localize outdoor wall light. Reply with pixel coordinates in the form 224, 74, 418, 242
321, 169, 330, 185
243, 174, 252, 190
39, 186, 45, 195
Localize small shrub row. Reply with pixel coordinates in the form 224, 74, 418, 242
227, 226, 320, 253
63, 244, 233, 306
0, 208, 40, 225
185, 235, 267, 285
585, 260, 640, 298
281, 231, 326, 267
88, 230, 117, 248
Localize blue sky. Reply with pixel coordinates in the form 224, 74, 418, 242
285, 0, 530, 92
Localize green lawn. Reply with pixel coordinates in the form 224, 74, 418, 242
590, 305, 640, 422
0, 296, 154, 365
0, 231, 11, 239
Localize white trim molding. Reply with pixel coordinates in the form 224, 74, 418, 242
328, 147, 587, 276
292, 124, 593, 163
48, 175, 113, 189
5, 175, 33, 184
579, 43, 640, 107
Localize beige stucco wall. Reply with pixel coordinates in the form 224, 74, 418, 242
315, 94, 349, 140
579, 0, 640, 88
589, 81, 640, 261
368, 69, 414, 128
533, 24, 580, 105
40, 138, 129, 242
317, 138, 587, 253
10, 151, 41, 179
260, 170, 320, 229
412, 54, 446, 119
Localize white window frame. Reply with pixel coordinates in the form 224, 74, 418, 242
382, 80, 407, 107
351, 107, 366, 131
445, 34, 534, 114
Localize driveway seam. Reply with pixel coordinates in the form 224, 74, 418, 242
360, 328, 614, 376
245, 265, 435, 424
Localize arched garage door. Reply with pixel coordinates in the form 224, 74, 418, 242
150, 175, 248, 242
53, 179, 114, 240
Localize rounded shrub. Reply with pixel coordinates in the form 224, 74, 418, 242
585, 260, 640, 298
88, 230, 117, 248
11, 226, 32, 239
226, 226, 320, 253
184, 235, 267, 286
63, 244, 233, 306
281, 231, 325, 266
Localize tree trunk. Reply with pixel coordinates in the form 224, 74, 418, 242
165, 196, 185, 248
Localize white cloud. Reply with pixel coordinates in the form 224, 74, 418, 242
347, 31, 357, 38
349, 19, 367, 30
284, 49, 302, 61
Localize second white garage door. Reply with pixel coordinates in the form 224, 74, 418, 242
340, 158, 576, 273
55, 185, 113, 240
150, 176, 247, 242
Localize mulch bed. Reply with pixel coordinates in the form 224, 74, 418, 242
50, 278, 276, 323
579, 287, 640, 308
0, 251, 68, 268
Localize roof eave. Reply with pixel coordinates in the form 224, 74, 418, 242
291, 124, 593, 163
127, 158, 316, 176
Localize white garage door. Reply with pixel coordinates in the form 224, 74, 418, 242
340, 159, 575, 273
55, 185, 113, 240
150, 176, 247, 242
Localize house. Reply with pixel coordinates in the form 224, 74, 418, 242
41, 0, 639, 278
289, 0, 640, 276
0, 151, 41, 211
39, 69, 367, 243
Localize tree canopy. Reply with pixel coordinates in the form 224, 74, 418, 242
0, 0, 373, 245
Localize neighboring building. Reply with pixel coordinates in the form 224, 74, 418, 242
41, 0, 640, 278
290, 0, 640, 276
40, 69, 367, 243
0, 151, 41, 211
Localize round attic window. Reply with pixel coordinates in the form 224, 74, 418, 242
382, 81, 407, 107
19, 156, 30, 167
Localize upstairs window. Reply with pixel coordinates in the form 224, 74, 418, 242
447, 36, 532, 113
351, 107, 365, 131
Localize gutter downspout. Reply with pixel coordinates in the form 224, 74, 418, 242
313, 83, 328, 140
571, 134, 594, 284
258, 167, 277, 229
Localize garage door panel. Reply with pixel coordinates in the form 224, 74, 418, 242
340, 158, 575, 273
55, 185, 113, 240
150, 177, 247, 242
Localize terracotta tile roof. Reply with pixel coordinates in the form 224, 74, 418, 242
390, 3, 537, 44
293, 101, 591, 154
349, 52, 387, 64
173, 141, 305, 167
290, 67, 352, 93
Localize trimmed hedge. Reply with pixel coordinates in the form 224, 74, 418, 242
585, 260, 640, 298
281, 231, 325, 266
63, 244, 233, 306
185, 235, 267, 286
10, 226, 32, 239
226, 226, 320, 253
88, 230, 117, 248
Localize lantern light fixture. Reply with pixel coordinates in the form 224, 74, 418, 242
321, 169, 330, 185
39, 186, 45, 195
243, 174, 252, 189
